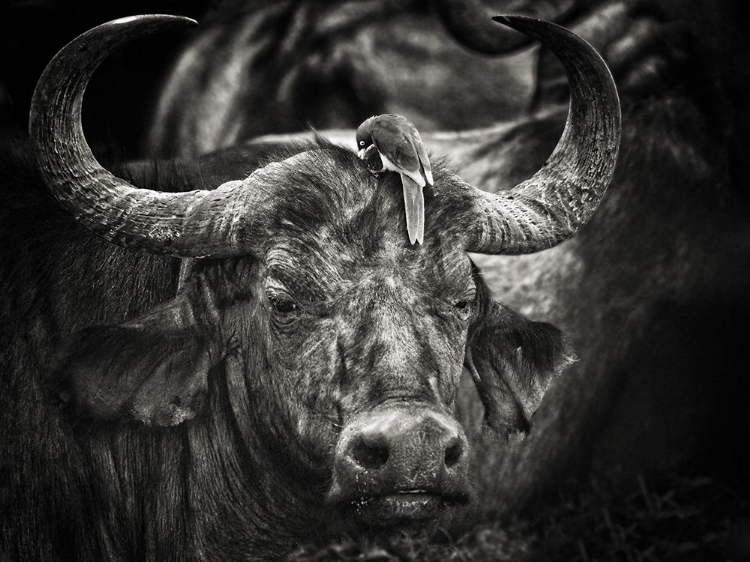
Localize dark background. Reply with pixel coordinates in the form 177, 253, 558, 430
0, 0, 210, 153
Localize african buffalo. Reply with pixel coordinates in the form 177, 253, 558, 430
0, 12, 619, 561
153, 0, 750, 508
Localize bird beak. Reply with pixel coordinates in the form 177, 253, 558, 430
357, 148, 365, 159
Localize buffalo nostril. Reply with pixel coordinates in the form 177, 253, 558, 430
351, 438, 389, 470
444, 439, 463, 468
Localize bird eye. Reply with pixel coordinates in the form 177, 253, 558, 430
359, 141, 365, 146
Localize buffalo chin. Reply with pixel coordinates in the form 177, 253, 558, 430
329, 490, 474, 536
354, 492, 470, 526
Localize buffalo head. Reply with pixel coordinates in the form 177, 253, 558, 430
30, 14, 619, 533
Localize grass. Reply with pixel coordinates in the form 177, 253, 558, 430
288, 473, 750, 562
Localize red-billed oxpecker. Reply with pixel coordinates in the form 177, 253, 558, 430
356, 114, 433, 245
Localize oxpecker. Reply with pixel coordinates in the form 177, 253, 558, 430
356, 114, 433, 245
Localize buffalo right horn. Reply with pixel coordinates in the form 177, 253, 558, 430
445, 15, 621, 254
29, 15, 265, 259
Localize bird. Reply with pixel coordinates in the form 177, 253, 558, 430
356, 114, 433, 245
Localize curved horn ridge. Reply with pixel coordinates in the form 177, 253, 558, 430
462, 15, 621, 254
29, 15, 254, 258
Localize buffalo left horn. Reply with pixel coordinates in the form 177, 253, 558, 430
29, 15, 265, 258
452, 16, 621, 254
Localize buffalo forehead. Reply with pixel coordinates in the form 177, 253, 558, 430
264, 236, 473, 308
248, 147, 472, 301
252, 149, 376, 223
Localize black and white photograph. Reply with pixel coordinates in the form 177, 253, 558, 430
1, 0, 749, 560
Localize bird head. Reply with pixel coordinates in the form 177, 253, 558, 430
355, 116, 376, 158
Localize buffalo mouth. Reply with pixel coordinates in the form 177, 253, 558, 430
328, 406, 474, 529
336, 488, 472, 527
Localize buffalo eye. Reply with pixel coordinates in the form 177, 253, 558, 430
268, 293, 299, 325
453, 299, 473, 320
271, 297, 297, 314
452, 286, 476, 321
435, 293, 475, 322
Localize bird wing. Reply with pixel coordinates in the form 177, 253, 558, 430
372, 118, 421, 175
409, 124, 433, 186
379, 152, 425, 188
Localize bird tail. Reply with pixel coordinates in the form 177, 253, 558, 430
402, 175, 425, 245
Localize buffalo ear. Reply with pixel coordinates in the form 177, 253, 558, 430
54, 296, 221, 427
465, 301, 575, 437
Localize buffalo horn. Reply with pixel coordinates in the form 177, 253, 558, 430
29, 15, 259, 258
459, 16, 620, 254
